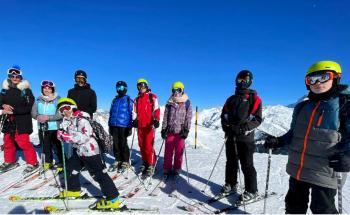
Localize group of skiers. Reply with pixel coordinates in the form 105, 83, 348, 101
0, 60, 349, 213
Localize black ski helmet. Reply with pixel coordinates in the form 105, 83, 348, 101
74, 70, 87, 79
116, 80, 127, 95
236, 70, 253, 89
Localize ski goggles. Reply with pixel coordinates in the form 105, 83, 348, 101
58, 105, 73, 114
305, 71, 336, 85
172, 88, 182, 94
137, 82, 148, 90
117, 85, 126, 91
7, 68, 22, 75
236, 76, 250, 83
41, 80, 55, 88
8, 74, 23, 79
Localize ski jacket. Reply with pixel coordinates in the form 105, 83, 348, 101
67, 83, 97, 118
282, 85, 350, 189
162, 93, 192, 134
60, 110, 100, 157
31, 94, 62, 130
0, 79, 35, 134
109, 95, 133, 128
221, 89, 262, 143
133, 91, 160, 128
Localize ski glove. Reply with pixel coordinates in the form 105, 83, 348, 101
153, 120, 160, 128
264, 135, 283, 149
57, 130, 73, 143
328, 149, 350, 172
161, 129, 167, 139
180, 129, 189, 139
132, 120, 138, 128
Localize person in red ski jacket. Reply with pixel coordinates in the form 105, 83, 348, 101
132, 78, 160, 176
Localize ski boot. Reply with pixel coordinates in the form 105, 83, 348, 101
43, 163, 54, 171
146, 165, 155, 177
117, 162, 129, 173
89, 196, 121, 211
55, 164, 64, 174
59, 190, 82, 198
0, 162, 19, 173
23, 163, 39, 175
108, 161, 119, 172
139, 162, 148, 174
238, 191, 259, 203
220, 183, 238, 197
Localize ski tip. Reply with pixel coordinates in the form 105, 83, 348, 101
44, 205, 59, 213
9, 195, 21, 202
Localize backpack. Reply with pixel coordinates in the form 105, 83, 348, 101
78, 116, 113, 154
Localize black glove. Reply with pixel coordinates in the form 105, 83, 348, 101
153, 120, 160, 128
161, 129, 167, 139
132, 120, 138, 128
180, 129, 189, 139
264, 135, 279, 149
328, 150, 350, 172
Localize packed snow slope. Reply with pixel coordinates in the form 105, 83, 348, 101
0, 105, 348, 214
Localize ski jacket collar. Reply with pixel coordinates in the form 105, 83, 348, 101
2, 79, 31, 91
74, 83, 91, 90
167, 93, 189, 104
39, 93, 58, 102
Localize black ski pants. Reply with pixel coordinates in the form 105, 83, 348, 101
66, 151, 119, 200
111, 126, 130, 163
285, 177, 338, 214
225, 136, 257, 193
39, 129, 64, 164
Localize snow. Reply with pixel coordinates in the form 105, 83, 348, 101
0, 105, 349, 214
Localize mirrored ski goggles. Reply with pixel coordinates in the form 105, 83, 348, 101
7, 68, 22, 75
8, 74, 23, 79
172, 88, 182, 94
117, 85, 126, 91
58, 105, 73, 114
305, 71, 335, 85
137, 82, 147, 90
41, 80, 55, 87
237, 76, 250, 83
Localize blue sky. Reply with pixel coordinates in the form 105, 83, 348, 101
0, 0, 349, 110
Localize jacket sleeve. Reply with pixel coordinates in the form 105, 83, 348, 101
132, 97, 137, 120
70, 118, 93, 145
48, 96, 63, 121
129, 98, 134, 125
221, 99, 230, 129
89, 89, 97, 114
162, 104, 169, 130
13, 89, 35, 115
153, 95, 160, 121
243, 95, 263, 131
184, 102, 193, 130
31, 100, 39, 119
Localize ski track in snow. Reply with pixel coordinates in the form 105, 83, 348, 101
0, 106, 349, 214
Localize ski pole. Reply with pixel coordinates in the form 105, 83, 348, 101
60, 141, 69, 211
195, 106, 198, 149
202, 138, 226, 193
233, 136, 246, 212
263, 148, 272, 214
126, 128, 136, 178
184, 143, 190, 184
40, 123, 47, 179
337, 172, 342, 214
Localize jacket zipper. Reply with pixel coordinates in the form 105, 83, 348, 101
296, 101, 321, 180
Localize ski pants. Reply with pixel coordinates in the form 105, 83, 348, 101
225, 136, 257, 193
137, 126, 156, 166
163, 133, 185, 171
66, 151, 119, 200
285, 177, 338, 214
3, 132, 38, 165
111, 126, 130, 163
38, 130, 64, 165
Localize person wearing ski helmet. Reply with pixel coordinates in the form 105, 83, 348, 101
107, 81, 133, 173
31, 80, 64, 172
264, 61, 350, 214
67, 70, 97, 118
221, 70, 262, 202
56, 97, 121, 210
132, 78, 160, 176
161, 81, 192, 177
0, 65, 39, 175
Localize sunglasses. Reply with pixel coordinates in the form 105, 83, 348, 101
305, 71, 335, 86
8, 69, 21, 75
41, 80, 55, 87
8, 74, 23, 79
59, 105, 72, 114
137, 82, 147, 90
172, 88, 182, 94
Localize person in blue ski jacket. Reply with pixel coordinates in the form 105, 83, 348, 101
108, 81, 133, 173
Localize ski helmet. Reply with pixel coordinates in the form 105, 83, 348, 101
7, 65, 23, 80
236, 70, 253, 89
306, 61, 342, 76
116, 80, 127, 95
74, 70, 87, 79
57, 97, 77, 110
172, 81, 185, 94
137, 78, 149, 90
41, 80, 56, 94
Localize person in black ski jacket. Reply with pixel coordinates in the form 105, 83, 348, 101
264, 61, 350, 214
67, 70, 97, 118
0, 66, 39, 175
220, 70, 262, 202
